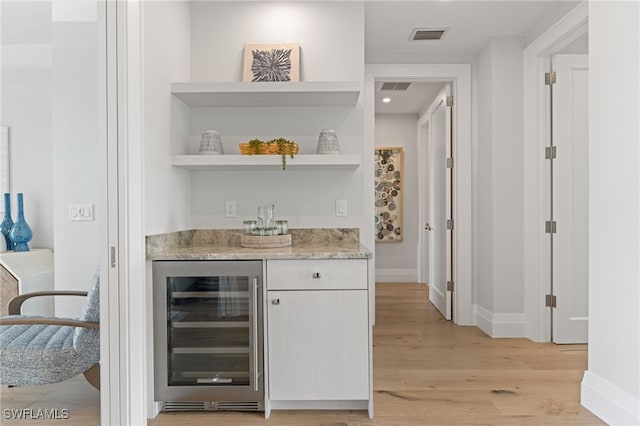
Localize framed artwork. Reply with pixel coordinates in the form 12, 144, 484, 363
375, 147, 403, 242
243, 42, 300, 82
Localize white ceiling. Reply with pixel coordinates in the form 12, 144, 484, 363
367, 0, 582, 114
375, 81, 446, 115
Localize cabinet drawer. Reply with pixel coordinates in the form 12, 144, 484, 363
266, 259, 367, 290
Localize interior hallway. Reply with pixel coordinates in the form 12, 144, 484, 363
0, 283, 603, 425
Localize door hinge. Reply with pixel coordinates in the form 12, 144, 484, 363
446, 219, 454, 230
545, 294, 557, 308
110, 246, 116, 268
446, 95, 454, 107
447, 281, 454, 292
545, 146, 557, 159
545, 220, 557, 234
446, 157, 454, 168
545, 71, 556, 86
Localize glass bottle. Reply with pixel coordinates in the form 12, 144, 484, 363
9, 193, 32, 252
0, 193, 14, 250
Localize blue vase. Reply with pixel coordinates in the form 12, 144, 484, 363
0, 193, 14, 251
9, 193, 32, 252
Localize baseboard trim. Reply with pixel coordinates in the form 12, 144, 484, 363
375, 268, 418, 283
473, 304, 526, 338
581, 370, 640, 425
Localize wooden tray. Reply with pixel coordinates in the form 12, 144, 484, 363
240, 233, 291, 249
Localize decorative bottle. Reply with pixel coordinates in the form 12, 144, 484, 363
0, 193, 14, 251
9, 193, 32, 252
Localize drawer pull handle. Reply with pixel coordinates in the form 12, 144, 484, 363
272, 299, 280, 305
312, 272, 321, 279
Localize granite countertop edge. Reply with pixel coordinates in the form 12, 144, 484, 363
147, 244, 372, 261
146, 228, 372, 261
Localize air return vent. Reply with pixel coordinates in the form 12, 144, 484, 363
381, 82, 412, 91
410, 28, 448, 41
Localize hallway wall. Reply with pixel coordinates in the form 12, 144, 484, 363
581, 2, 639, 424
473, 36, 526, 337
374, 114, 419, 282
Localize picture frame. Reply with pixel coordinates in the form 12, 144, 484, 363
375, 147, 403, 242
243, 42, 300, 82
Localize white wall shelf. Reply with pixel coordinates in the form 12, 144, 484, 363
172, 154, 361, 171
171, 81, 361, 107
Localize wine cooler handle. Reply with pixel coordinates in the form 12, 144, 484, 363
252, 276, 259, 392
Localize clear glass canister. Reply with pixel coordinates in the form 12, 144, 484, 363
243, 220, 257, 235
275, 220, 288, 235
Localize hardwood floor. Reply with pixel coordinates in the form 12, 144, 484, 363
0, 283, 603, 425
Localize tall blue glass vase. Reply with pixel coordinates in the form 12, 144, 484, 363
0, 193, 14, 251
9, 193, 32, 252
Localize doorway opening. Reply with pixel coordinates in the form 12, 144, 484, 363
366, 64, 473, 326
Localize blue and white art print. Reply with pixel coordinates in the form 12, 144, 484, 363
243, 43, 300, 82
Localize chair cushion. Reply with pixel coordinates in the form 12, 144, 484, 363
73, 268, 100, 350
0, 316, 99, 386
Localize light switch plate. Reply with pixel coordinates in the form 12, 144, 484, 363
225, 201, 237, 218
69, 204, 94, 221
336, 200, 347, 217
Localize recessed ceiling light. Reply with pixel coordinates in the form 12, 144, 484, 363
382, 97, 391, 103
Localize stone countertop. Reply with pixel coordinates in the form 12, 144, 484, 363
146, 228, 372, 261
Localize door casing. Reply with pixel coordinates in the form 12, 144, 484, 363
365, 64, 472, 326
523, 2, 588, 342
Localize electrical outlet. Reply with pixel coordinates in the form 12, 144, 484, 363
336, 200, 347, 217
225, 201, 237, 218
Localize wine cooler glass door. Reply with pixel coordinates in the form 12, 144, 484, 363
154, 261, 263, 402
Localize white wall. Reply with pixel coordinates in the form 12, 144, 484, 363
185, 2, 366, 232
374, 114, 419, 282
143, 1, 192, 235
0, 1, 54, 250
1, 1, 100, 317
581, 2, 640, 424
191, 2, 364, 83
473, 36, 525, 337
51, 5, 101, 317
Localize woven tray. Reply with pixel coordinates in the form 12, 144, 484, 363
240, 233, 292, 249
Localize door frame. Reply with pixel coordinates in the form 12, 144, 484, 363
523, 2, 588, 342
101, 1, 147, 425
365, 64, 472, 326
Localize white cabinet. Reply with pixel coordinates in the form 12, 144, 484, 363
265, 259, 370, 405
267, 290, 369, 400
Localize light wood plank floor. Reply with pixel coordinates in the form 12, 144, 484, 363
0, 283, 603, 425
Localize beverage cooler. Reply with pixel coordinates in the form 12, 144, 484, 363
153, 260, 263, 412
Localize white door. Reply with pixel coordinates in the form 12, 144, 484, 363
551, 54, 589, 344
428, 87, 453, 320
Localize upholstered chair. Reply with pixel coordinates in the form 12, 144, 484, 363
0, 269, 100, 389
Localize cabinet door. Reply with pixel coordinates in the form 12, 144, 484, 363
267, 290, 369, 400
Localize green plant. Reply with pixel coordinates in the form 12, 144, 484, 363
244, 137, 297, 170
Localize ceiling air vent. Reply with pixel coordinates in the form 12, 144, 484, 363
410, 28, 448, 41
381, 82, 412, 91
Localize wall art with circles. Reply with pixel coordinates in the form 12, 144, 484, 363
374, 147, 403, 242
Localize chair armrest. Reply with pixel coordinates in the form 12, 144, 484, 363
8, 291, 88, 315
0, 317, 99, 329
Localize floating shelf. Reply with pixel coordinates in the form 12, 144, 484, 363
172, 155, 361, 171
171, 81, 361, 107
